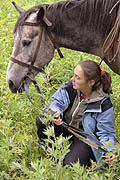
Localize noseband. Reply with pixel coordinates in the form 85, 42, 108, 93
10, 21, 63, 74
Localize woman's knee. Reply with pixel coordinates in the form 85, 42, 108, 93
63, 138, 95, 167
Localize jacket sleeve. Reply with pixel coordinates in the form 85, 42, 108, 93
96, 107, 116, 152
49, 83, 70, 118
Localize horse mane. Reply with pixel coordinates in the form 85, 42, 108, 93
47, 0, 119, 36
14, 0, 119, 35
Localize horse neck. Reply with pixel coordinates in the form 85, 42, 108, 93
49, 23, 104, 58
59, 29, 103, 55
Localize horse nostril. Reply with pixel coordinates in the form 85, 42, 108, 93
8, 80, 14, 89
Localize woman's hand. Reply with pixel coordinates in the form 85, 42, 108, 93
105, 153, 115, 163
52, 112, 63, 126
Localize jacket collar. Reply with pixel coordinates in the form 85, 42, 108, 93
77, 85, 108, 104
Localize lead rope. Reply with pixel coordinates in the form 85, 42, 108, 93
23, 76, 47, 113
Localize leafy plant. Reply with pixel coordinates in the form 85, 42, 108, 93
0, 0, 120, 179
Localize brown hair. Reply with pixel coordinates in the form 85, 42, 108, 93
79, 60, 112, 94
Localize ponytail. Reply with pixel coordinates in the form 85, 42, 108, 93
92, 69, 112, 94
100, 70, 112, 94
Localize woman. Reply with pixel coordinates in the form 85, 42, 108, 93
36, 60, 116, 166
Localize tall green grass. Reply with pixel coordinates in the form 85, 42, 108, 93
0, 0, 120, 179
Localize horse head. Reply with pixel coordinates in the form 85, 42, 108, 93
6, 2, 54, 93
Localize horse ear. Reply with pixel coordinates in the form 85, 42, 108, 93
37, 7, 52, 27
12, 1, 25, 14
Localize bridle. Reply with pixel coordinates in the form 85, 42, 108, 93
9, 20, 63, 108
10, 20, 63, 75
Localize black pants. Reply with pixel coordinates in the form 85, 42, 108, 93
36, 116, 95, 167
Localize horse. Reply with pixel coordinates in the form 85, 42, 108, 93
6, 0, 120, 93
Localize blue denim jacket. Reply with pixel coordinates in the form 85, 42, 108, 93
50, 82, 116, 161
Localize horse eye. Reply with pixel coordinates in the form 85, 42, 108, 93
22, 40, 31, 47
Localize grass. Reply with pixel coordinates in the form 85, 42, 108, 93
0, 0, 120, 179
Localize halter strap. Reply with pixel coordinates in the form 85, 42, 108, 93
22, 22, 42, 26
29, 25, 43, 72
47, 29, 64, 58
10, 57, 44, 72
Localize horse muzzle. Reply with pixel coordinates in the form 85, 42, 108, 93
7, 73, 33, 93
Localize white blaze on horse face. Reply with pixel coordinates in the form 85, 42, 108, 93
6, 11, 54, 92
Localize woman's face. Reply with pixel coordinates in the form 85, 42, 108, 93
71, 64, 89, 91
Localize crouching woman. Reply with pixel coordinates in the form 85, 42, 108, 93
36, 60, 116, 166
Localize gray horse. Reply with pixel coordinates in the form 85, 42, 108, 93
6, 0, 120, 93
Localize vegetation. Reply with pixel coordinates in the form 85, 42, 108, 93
0, 0, 120, 179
